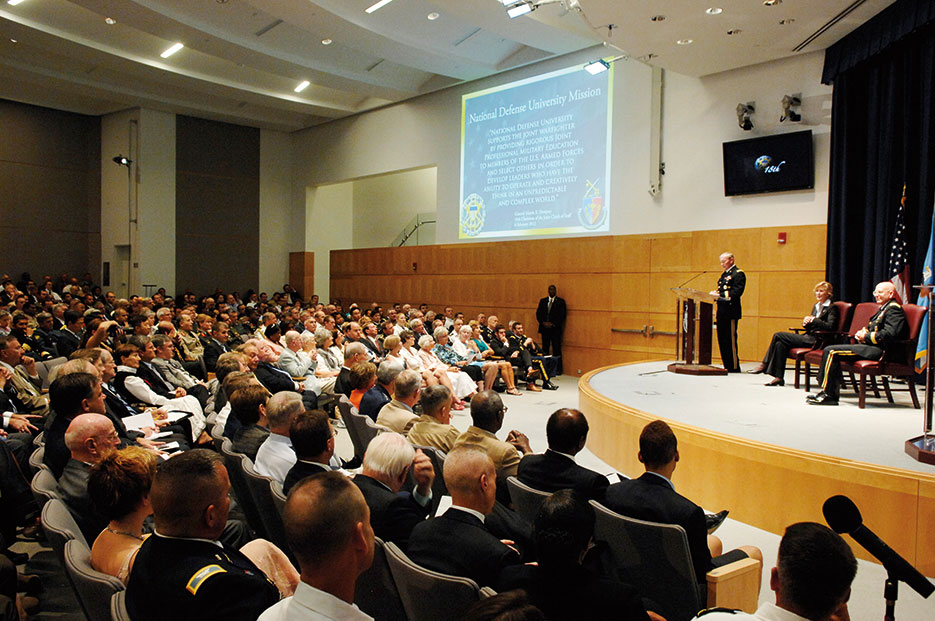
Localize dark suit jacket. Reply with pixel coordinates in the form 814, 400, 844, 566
282, 460, 330, 495
334, 366, 353, 397
517, 450, 610, 501
408, 508, 521, 587
536, 296, 567, 333
359, 384, 391, 421
804, 301, 841, 334
136, 362, 174, 399
231, 424, 269, 462
716, 265, 745, 320
202, 338, 229, 373
254, 361, 295, 393
353, 474, 430, 551
57, 458, 107, 544
603, 472, 711, 583
361, 336, 383, 358
52, 329, 81, 359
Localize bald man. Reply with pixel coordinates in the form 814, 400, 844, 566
808, 281, 907, 405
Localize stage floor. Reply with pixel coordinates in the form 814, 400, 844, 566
588, 361, 934, 474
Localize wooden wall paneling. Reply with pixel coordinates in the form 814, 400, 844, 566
288, 252, 314, 300
564, 310, 611, 350
614, 236, 653, 272
611, 273, 651, 313
758, 271, 827, 317
609, 311, 651, 351
561, 274, 613, 312
917, 478, 935, 576
647, 312, 678, 355
739, 271, 759, 317
691, 229, 763, 272
736, 317, 759, 363
649, 272, 702, 315
758, 225, 828, 272
650, 235, 693, 273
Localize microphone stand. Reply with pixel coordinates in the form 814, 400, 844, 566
885, 571, 898, 621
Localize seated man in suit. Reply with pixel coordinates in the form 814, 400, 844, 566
150, 334, 210, 396
259, 471, 374, 621
126, 450, 280, 620
335, 342, 368, 397
453, 390, 531, 504
202, 321, 231, 373
694, 522, 857, 621
229, 384, 270, 461
353, 432, 434, 551
247, 338, 317, 410
359, 359, 400, 422
807, 281, 908, 405
375, 369, 420, 435
407, 445, 521, 588
53, 309, 84, 359
517, 408, 609, 501
406, 384, 460, 453
254, 391, 304, 483
603, 420, 762, 585
0, 334, 50, 418
277, 330, 315, 378
282, 409, 337, 495
489, 326, 540, 392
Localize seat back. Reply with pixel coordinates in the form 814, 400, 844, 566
270, 479, 287, 516
241, 458, 288, 550
28, 444, 46, 471
63, 538, 125, 621
31, 467, 61, 508
505, 476, 550, 523
41, 498, 87, 570
902, 303, 926, 341
832, 301, 853, 333
35, 356, 67, 389
409, 446, 448, 512
847, 303, 880, 337
354, 538, 407, 621
33, 430, 45, 447
111, 590, 131, 621
384, 541, 485, 621
340, 396, 366, 458
590, 500, 702, 621
888, 303, 926, 366
347, 410, 385, 457
210, 420, 225, 452
219, 438, 267, 539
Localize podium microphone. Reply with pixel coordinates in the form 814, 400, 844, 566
823, 495, 934, 597
674, 271, 713, 289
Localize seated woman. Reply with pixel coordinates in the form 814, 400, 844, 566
433, 326, 492, 391
469, 322, 522, 396
88, 446, 299, 595
397, 330, 440, 388
313, 329, 341, 379
348, 361, 377, 410
418, 334, 473, 407
751, 280, 840, 386
263, 323, 286, 357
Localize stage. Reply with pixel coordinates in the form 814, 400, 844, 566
578, 361, 935, 575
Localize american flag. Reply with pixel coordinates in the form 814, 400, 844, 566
889, 185, 910, 304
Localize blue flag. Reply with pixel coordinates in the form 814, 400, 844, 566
915, 207, 934, 372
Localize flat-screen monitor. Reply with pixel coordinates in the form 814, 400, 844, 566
722, 130, 814, 196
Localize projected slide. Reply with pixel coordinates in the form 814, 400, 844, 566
459, 63, 613, 239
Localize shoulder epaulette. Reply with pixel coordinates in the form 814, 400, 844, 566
186, 564, 226, 595
696, 607, 740, 616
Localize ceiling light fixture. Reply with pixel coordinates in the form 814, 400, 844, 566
727, 29, 742, 35
427, 12, 440, 21
584, 59, 610, 75
9, 38, 17, 43
112, 155, 132, 167
321, 38, 332, 45
651, 15, 666, 22
764, 0, 782, 5
676, 39, 693, 45
7, 0, 26, 6
105, 17, 116, 25
365, 0, 395, 14
160, 42, 184, 58
507, 2, 533, 18
705, 8, 722, 15
294, 80, 310, 93
779, 18, 795, 25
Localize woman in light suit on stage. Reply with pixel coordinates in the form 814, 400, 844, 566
750, 281, 840, 386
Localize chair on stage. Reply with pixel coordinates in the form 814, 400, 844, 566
788, 301, 852, 388
505, 476, 550, 523
801, 302, 878, 392
838, 303, 925, 408
590, 500, 760, 621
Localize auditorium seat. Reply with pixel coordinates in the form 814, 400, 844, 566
789, 300, 852, 388
63, 538, 125, 621
802, 302, 879, 392
505, 476, 550, 523
354, 538, 407, 621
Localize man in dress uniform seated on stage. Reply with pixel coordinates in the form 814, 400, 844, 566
603, 420, 762, 586
126, 449, 280, 621
807, 281, 907, 406
694, 522, 856, 621
516, 408, 609, 501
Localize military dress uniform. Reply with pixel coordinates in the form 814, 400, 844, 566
814, 300, 907, 401
716, 265, 745, 372
126, 533, 280, 621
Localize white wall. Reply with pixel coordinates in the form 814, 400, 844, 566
101, 109, 139, 298
352, 167, 437, 248
307, 183, 354, 298
136, 108, 176, 295
259, 129, 296, 293
291, 47, 832, 244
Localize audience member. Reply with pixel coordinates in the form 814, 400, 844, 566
407, 445, 521, 587
348, 361, 377, 410
335, 342, 368, 397
375, 369, 420, 434
406, 384, 460, 453
0, 334, 50, 417
259, 472, 374, 621
229, 384, 270, 461
516, 408, 609, 501
359, 359, 400, 421
255, 392, 304, 483
461, 590, 544, 621
282, 410, 336, 495
202, 321, 231, 372
353, 432, 434, 550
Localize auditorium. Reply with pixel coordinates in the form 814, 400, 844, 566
1, 1, 933, 619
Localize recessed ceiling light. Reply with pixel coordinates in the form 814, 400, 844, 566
676, 39, 693, 45
105, 17, 116, 25
427, 12, 440, 21
7, 0, 27, 6
9, 39, 17, 43
705, 7, 722, 15
294, 80, 310, 93
764, 0, 782, 5
727, 29, 742, 35
650, 15, 666, 22
365, 0, 395, 14
160, 42, 184, 58
321, 38, 332, 45
779, 18, 795, 25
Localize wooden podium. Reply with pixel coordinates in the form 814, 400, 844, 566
668, 287, 727, 376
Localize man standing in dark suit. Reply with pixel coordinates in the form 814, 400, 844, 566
807, 281, 907, 405
353, 432, 434, 551
536, 285, 566, 372
517, 408, 609, 501
603, 420, 762, 585
407, 445, 521, 587
712, 253, 745, 373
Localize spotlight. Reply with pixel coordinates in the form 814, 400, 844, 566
736, 102, 754, 131
112, 155, 132, 167
584, 59, 610, 75
780, 94, 802, 123
506, 1, 533, 18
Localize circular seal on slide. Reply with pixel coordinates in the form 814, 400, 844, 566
578, 193, 607, 230
460, 193, 486, 237
754, 154, 772, 171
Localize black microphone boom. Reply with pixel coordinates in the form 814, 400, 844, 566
675, 271, 712, 289
823, 495, 934, 598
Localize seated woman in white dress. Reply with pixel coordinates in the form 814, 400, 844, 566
397, 329, 441, 388
418, 334, 473, 408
